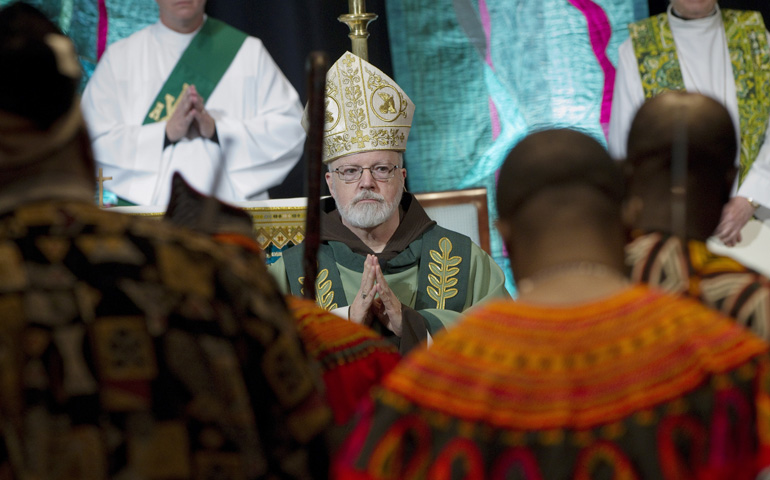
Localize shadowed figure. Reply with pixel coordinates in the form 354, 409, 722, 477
333, 128, 770, 479
609, 0, 770, 246
0, 3, 332, 477
625, 91, 770, 340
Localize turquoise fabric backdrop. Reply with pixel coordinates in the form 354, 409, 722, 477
2, 0, 650, 293
0, 0, 157, 85
386, 0, 648, 292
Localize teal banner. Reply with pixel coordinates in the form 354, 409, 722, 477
0, 0, 158, 87
386, 0, 649, 292
4, 0, 651, 293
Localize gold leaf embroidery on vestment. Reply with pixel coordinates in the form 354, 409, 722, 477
299, 269, 338, 311
148, 83, 190, 122
147, 102, 165, 122
427, 237, 461, 309
315, 269, 338, 310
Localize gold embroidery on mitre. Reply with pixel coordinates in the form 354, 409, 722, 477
324, 81, 341, 132
366, 66, 409, 122
427, 237, 461, 309
313, 52, 415, 164
324, 100, 334, 124
378, 92, 396, 114
299, 269, 338, 311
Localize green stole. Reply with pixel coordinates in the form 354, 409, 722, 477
143, 17, 247, 125
104, 18, 247, 206
629, 10, 770, 184
282, 226, 472, 314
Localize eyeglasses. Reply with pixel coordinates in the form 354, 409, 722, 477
331, 164, 401, 182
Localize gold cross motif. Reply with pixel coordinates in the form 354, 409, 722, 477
353, 129, 370, 149
97, 168, 112, 208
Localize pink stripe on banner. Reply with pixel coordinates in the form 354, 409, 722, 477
97, 0, 109, 60
567, 0, 616, 140
479, 0, 493, 65
479, 0, 501, 140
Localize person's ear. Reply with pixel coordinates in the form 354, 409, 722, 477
325, 171, 336, 198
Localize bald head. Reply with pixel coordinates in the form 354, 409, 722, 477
497, 128, 624, 223
496, 129, 626, 280
627, 91, 735, 173
625, 91, 736, 239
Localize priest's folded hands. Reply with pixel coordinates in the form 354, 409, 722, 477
166, 84, 216, 142
349, 254, 403, 337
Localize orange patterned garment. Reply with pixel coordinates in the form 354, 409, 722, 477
333, 286, 770, 479
287, 296, 401, 424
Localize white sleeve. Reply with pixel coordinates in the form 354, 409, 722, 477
331, 306, 350, 319
607, 38, 646, 160
214, 38, 305, 201
81, 45, 167, 204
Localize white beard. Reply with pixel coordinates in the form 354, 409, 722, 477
336, 189, 402, 229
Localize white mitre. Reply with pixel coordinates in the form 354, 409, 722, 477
304, 51, 415, 164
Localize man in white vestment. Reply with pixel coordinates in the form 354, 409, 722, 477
608, 0, 770, 248
81, 0, 305, 206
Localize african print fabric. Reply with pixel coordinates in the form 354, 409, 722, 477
629, 9, 770, 184
333, 286, 770, 479
627, 231, 770, 341
0, 200, 332, 479
287, 296, 401, 425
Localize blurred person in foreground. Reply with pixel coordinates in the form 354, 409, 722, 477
608, 0, 770, 247
333, 128, 770, 479
625, 91, 770, 340
0, 3, 331, 477
165, 172, 402, 427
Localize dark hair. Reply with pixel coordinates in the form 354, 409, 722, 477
626, 92, 736, 181
0, 2, 79, 129
496, 128, 624, 221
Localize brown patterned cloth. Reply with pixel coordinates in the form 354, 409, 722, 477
0, 199, 332, 480
627, 231, 770, 340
